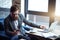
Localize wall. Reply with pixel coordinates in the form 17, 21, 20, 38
12, 0, 21, 11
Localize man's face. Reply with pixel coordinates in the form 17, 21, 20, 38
10, 10, 19, 20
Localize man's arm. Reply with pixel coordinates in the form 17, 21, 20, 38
20, 14, 40, 28
23, 19, 40, 28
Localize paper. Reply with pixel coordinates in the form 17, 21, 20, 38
52, 29, 60, 36
42, 32, 58, 38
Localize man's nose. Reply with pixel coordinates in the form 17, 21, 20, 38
15, 15, 18, 17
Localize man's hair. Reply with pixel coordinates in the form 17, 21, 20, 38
10, 5, 19, 12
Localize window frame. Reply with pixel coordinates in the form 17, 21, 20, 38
24, 0, 56, 27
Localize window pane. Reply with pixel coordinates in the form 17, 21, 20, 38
21, 0, 25, 16
0, 0, 12, 18
28, 0, 48, 12
26, 14, 49, 29
0, 0, 12, 8
55, 0, 60, 16
0, 11, 10, 18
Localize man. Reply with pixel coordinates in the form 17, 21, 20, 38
4, 5, 45, 40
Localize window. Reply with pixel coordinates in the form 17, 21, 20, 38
28, 0, 48, 12
0, 0, 12, 18
26, 0, 49, 28
21, 0, 25, 16
26, 14, 49, 29
55, 0, 60, 16
21, 0, 25, 26
0, 0, 12, 8
25, 0, 56, 28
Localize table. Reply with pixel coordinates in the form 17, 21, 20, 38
26, 27, 59, 40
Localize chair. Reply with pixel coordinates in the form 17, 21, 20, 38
0, 19, 10, 40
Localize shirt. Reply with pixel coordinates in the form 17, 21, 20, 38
12, 20, 18, 30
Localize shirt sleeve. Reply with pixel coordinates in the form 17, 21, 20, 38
4, 18, 13, 34
19, 14, 40, 28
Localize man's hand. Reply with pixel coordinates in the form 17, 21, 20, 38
11, 30, 18, 36
11, 30, 20, 36
11, 32, 17, 36
14, 30, 20, 34
40, 25, 46, 29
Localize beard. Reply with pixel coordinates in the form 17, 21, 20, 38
13, 17, 19, 20
10, 14, 19, 20
11, 16, 19, 20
